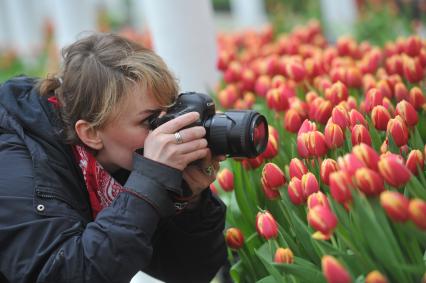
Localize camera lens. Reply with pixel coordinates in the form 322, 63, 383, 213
205, 110, 269, 157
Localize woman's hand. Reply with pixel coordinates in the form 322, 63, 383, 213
182, 150, 226, 196
143, 112, 209, 171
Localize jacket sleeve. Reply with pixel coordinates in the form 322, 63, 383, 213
0, 133, 181, 283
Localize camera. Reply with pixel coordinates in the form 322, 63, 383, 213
149, 92, 269, 158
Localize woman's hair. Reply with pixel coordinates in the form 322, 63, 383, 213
38, 32, 178, 144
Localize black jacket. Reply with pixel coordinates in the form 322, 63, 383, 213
0, 76, 227, 283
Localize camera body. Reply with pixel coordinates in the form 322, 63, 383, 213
149, 92, 268, 158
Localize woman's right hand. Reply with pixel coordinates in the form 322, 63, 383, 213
143, 112, 209, 171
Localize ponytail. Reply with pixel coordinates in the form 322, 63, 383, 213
38, 74, 62, 97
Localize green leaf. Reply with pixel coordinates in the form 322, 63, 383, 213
256, 275, 278, 283
255, 243, 287, 283
405, 176, 426, 200
230, 260, 243, 283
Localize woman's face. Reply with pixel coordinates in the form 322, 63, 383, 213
95, 88, 162, 172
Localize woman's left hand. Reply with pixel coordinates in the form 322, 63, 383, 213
182, 150, 226, 196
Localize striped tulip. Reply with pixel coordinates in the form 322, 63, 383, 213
301, 172, 319, 198
307, 205, 338, 234
324, 122, 344, 149
349, 109, 368, 130
331, 105, 350, 129
261, 179, 281, 200
395, 100, 419, 127
320, 159, 339, 185
352, 143, 380, 171
218, 168, 234, 192
386, 115, 409, 147
408, 86, 425, 110
288, 177, 305, 205
261, 163, 286, 188
289, 158, 308, 179
394, 82, 409, 102
218, 85, 239, 109
305, 131, 328, 157
365, 270, 388, 283
274, 248, 294, 264
329, 171, 353, 204
307, 191, 330, 210
298, 119, 317, 135
297, 133, 310, 159
403, 56, 424, 83
261, 134, 279, 159
408, 198, 426, 230
378, 153, 411, 187
381, 97, 395, 116
325, 81, 348, 105
365, 88, 383, 112
338, 153, 365, 175
254, 75, 271, 97
284, 109, 303, 133
351, 124, 372, 146
371, 105, 391, 131
354, 168, 384, 196
405, 149, 424, 175
380, 191, 410, 222
256, 211, 279, 239
225, 227, 244, 250
404, 35, 422, 56
322, 255, 352, 283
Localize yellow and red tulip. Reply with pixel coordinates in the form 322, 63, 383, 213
324, 81, 348, 106
354, 168, 384, 196
365, 88, 383, 112
320, 158, 339, 185
321, 255, 352, 283
225, 227, 245, 250
408, 86, 425, 110
288, 177, 305, 205
371, 105, 392, 131
365, 270, 388, 283
352, 143, 380, 171
329, 171, 353, 204
331, 105, 350, 129
351, 124, 372, 146
301, 172, 319, 198
307, 205, 338, 235
307, 191, 330, 210
380, 191, 410, 222
256, 210, 279, 239
305, 131, 328, 157
408, 198, 426, 230
378, 153, 411, 187
274, 248, 294, 264
324, 122, 344, 149
386, 115, 409, 147
405, 149, 424, 175
261, 163, 286, 188
218, 168, 234, 192
284, 108, 303, 133
395, 100, 419, 127
289, 158, 308, 179
349, 109, 368, 130
394, 82, 409, 102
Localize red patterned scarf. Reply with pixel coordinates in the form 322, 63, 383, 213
72, 145, 125, 218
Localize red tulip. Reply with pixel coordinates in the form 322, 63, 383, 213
408, 86, 425, 110
365, 88, 383, 112
324, 122, 344, 149
225, 227, 244, 250
329, 171, 353, 204
322, 255, 352, 283
351, 124, 372, 146
338, 153, 365, 175
380, 191, 410, 222
325, 81, 348, 106
262, 163, 286, 188
224, 61, 242, 83
254, 75, 272, 97
403, 56, 424, 83
242, 156, 264, 170
331, 105, 350, 129
307, 191, 330, 210
218, 85, 239, 109
261, 179, 281, 200
256, 211, 279, 239
297, 133, 310, 159
308, 206, 338, 234
352, 143, 380, 171
378, 153, 411, 187
218, 168, 234, 192
305, 131, 328, 157
394, 82, 409, 102
354, 168, 384, 196
386, 115, 409, 147
298, 119, 317, 135
404, 35, 422, 57
408, 198, 426, 230
349, 109, 368, 130
274, 248, 294, 264
405, 149, 424, 175
284, 109, 303, 133
376, 79, 393, 99
301, 172, 319, 198
289, 158, 308, 179
288, 177, 305, 205
365, 270, 388, 283
285, 57, 306, 82
381, 97, 395, 116
371, 105, 391, 131
320, 159, 339, 185
395, 100, 418, 127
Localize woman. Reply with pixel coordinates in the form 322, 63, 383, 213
0, 33, 227, 283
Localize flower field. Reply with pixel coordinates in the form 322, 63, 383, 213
213, 21, 426, 283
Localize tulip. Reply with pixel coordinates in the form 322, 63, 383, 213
218, 168, 234, 192
289, 158, 308, 179
378, 153, 411, 187
274, 248, 294, 264
354, 168, 384, 196
305, 131, 328, 157
261, 134, 279, 159
331, 105, 350, 129
308, 205, 338, 234
209, 182, 218, 195
404, 35, 422, 57
266, 87, 289, 112
329, 171, 353, 204
345, 67, 362, 88
386, 115, 409, 147
408, 86, 425, 110
217, 50, 235, 71
242, 156, 264, 170
371, 105, 391, 131
261, 163, 286, 188
261, 179, 281, 200
322, 255, 352, 283
394, 82, 409, 102
301, 172, 319, 198
403, 56, 424, 83
362, 74, 376, 92
324, 122, 344, 149
381, 97, 395, 116
351, 124, 372, 146
218, 85, 239, 109
376, 79, 393, 99
307, 191, 330, 210
306, 90, 319, 104
405, 149, 424, 175
408, 198, 426, 230
288, 177, 305, 205
380, 191, 410, 222
311, 99, 333, 124
320, 159, 339, 185
285, 57, 306, 82
365, 88, 383, 112
225, 227, 244, 250
269, 125, 279, 142
297, 133, 310, 159
395, 100, 418, 127
365, 270, 388, 283
352, 143, 380, 171
349, 109, 368, 130
256, 211, 279, 239
254, 75, 272, 97
325, 81, 348, 106
240, 68, 256, 92
298, 119, 317, 135
284, 109, 303, 133
337, 153, 365, 175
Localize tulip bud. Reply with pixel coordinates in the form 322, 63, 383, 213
261, 179, 281, 200
218, 168, 234, 192
408, 198, 426, 230
307, 191, 330, 210
256, 211, 279, 239
386, 115, 409, 147
254, 75, 272, 97
321, 255, 352, 283
261, 134, 279, 159
405, 149, 424, 175
329, 171, 353, 204
394, 82, 409, 102
365, 270, 388, 283
371, 105, 391, 131
325, 122, 345, 149
286, 58, 306, 82
352, 143, 380, 171
308, 205, 338, 234
301, 172, 319, 198
354, 168, 384, 196
297, 134, 310, 159
351, 124, 372, 146
331, 105, 350, 129
337, 153, 365, 175
240, 68, 256, 92
274, 248, 294, 264
365, 88, 383, 112
403, 56, 424, 83
378, 153, 411, 187
289, 158, 308, 179
312, 99, 333, 124
305, 131, 328, 157
225, 227, 244, 250
325, 81, 348, 106
284, 109, 303, 133
395, 100, 419, 127
408, 87, 425, 110
288, 177, 305, 205
262, 163, 286, 188
349, 109, 368, 130
404, 35, 422, 57
298, 119, 317, 135
223, 61, 242, 83
320, 159, 339, 185
380, 191, 410, 222
376, 79, 393, 99
218, 85, 240, 109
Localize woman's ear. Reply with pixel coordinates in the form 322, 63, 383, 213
75, 120, 103, 150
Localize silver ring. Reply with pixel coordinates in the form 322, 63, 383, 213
174, 131, 183, 144
203, 165, 214, 176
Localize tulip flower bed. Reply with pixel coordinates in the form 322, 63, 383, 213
213, 21, 426, 283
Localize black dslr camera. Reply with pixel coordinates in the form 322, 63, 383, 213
149, 92, 268, 158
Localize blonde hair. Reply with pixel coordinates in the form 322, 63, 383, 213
38, 32, 178, 144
